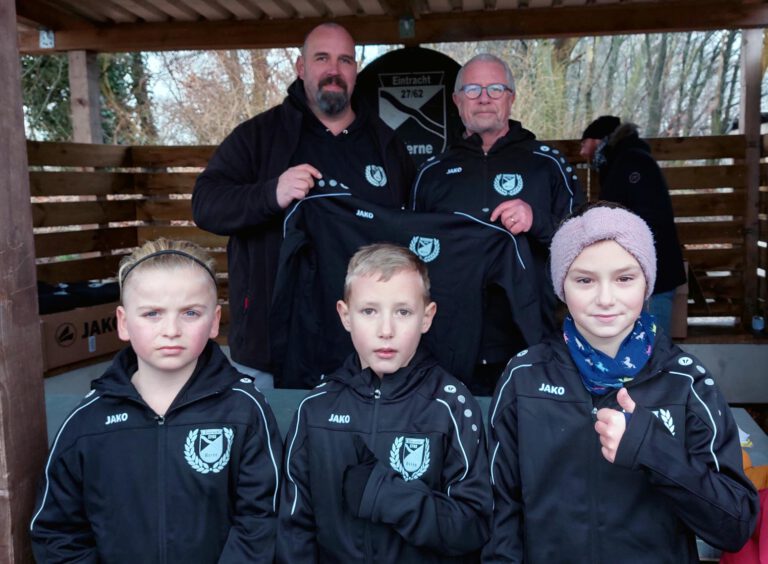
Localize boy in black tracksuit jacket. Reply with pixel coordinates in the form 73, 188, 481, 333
30, 240, 282, 563
277, 244, 492, 563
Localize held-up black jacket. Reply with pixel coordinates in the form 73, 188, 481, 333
277, 349, 493, 563
411, 121, 585, 332
192, 80, 415, 371
271, 193, 541, 389
596, 123, 687, 295
482, 333, 758, 563
30, 342, 283, 564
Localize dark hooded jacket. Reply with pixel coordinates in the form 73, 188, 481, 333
595, 123, 687, 294
30, 341, 283, 564
277, 349, 493, 563
482, 332, 758, 563
192, 80, 415, 371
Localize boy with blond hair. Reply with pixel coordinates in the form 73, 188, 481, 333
278, 243, 492, 563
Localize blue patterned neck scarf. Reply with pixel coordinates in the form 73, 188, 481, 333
563, 312, 656, 395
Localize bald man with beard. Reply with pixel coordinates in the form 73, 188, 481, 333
193, 23, 415, 387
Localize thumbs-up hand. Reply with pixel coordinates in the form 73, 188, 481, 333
595, 388, 637, 463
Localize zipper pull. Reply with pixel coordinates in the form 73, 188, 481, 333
373, 389, 381, 399
156, 415, 165, 426
591, 407, 598, 421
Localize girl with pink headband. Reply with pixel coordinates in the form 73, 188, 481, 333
483, 202, 757, 562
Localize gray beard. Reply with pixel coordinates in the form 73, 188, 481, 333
316, 90, 349, 116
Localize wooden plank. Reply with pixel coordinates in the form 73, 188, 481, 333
688, 301, 742, 316
676, 220, 743, 245
671, 191, 746, 217
136, 225, 228, 247
29, 171, 136, 197
15, 0, 97, 30
685, 248, 744, 271
26, 141, 130, 168
32, 200, 137, 228
34, 227, 138, 258
17, 1, 768, 53
696, 274, 744, 297
36, 254, 125, 283
30, 170, 197, 197
134, 172, 197, 195
0, 0, 49, 560
137, 200, 194, 222
647, 136, 747, 161
130, 145, 214, 168
664, 165, 747, 190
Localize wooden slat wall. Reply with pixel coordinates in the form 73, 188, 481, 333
30, 134, 761, 330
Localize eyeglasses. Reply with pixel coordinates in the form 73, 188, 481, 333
459, 83, 513, 100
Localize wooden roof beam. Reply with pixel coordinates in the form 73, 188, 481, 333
15, 0, 96, 31
17, 0, 768, 54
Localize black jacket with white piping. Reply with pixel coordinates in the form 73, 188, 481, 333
482, 332, 758, 563
30, 341, 283, 564
277, 348, 493, 563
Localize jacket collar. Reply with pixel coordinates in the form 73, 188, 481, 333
327, 346, 439, 400
454, 119, 536, 154
92, 340, 241, 407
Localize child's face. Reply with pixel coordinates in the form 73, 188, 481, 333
117, 265, 221, 379
336, 269, 436, 378
563, 240, 646, 357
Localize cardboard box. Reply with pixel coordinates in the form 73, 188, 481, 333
41, 302, 123, 371
669, 262, 689, 339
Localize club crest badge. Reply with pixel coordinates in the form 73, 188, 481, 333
493, 173, 524, 196
365, 165, 388, 187
184, 427, 234, 474
408, 236, 440, 262
651, 409, 676, 436
390, 436, 430, 481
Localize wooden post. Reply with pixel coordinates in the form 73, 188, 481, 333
0, 0, 50, 562
740, 28, 762, 328
68, 50, 102, 143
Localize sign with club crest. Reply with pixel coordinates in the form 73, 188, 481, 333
390, 436, 430, 481
409, 236, 440, 262
184, 427, 234, 474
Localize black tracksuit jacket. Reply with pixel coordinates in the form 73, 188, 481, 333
277, 349, 493, 563
411, 121, 585, 333
271, 193, 542, 389
30, 342, 283, 563
482, 332, 758, 563
596, 124, 687, 295
192, 80, 415, 371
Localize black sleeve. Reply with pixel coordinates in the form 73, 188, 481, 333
276, 400, 319, 564
218, 387, 283, 563
614, 367, 758, 552
528, 152, 585, 246
30, 418, 99, 563
482, 362, 526, 563
192, 121, 285, 235
355, 396, 492, 556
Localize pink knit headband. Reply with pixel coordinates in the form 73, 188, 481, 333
550, 206, 656, 302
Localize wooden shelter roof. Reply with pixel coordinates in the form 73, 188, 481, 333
16, 0, 768, 54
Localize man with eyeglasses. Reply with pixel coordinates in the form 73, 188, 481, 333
411, 53, 585, 394
193, 23, 415, 389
